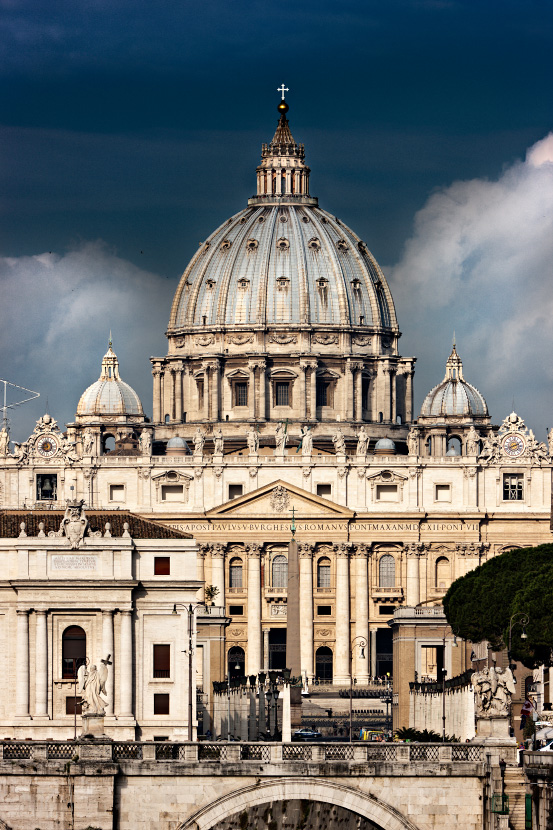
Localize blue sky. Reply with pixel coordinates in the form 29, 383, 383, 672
1, 0, 552, 441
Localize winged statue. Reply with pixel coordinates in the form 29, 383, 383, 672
77, 655, 111, 715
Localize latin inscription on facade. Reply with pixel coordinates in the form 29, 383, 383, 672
51, 555, 98, 570
168, 520, 480, 533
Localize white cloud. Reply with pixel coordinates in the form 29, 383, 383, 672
0, 241, 174, 442
388, 133, 553, 439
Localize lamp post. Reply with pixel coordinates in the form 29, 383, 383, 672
441, 626, 458, 742
508, 613, 529, 669
173, 602, 205, 741
349, 637, 367, 742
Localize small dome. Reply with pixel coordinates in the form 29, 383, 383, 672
77, 341, 143, 417
420, 345, 488, 419
374, 437, 396, 455
167, 436, 187, 448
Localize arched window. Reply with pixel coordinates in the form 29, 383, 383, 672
272, 555, 288, 588
379, 555, 395, 588
228, 646, 245, 679
315, 646, 333, 683
317, 557, 331, 588
435, 557, 450, 590
103, 434, 115, 454
62, 625, 86, 679
229, 557, 243, 589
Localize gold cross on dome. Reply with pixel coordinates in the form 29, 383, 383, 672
277, 84, 289, 100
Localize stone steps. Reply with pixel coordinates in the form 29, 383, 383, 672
504, 766, 528, 830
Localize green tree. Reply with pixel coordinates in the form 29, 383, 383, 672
443, 543, 553, 668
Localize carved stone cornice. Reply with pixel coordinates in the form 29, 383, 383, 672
335, 542, 352, 558
246, 543, 263, 558
210, 543, 226, 559
298, 543, 314, 558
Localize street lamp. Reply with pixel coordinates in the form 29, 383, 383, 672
441, 626, 458, 742
508, 613, 529, 671
173, 602, 205, 741
349, 637, 367, 742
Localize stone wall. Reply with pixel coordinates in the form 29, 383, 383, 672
409, 674, 475, 740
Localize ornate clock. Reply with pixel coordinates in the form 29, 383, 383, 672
36, 434, 59, 458
502, 433, 525, 458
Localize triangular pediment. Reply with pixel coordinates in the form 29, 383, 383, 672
206, 479, 353, 518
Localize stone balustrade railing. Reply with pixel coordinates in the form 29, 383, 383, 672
0, 740, 483, 765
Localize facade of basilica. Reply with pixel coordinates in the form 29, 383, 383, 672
0, 97, 551, 737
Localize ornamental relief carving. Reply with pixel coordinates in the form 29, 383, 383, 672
312, 333, 338, 346
195, 334, 214, 347
270, 485, 290, 513
269, 333, 297, 345
353, 335, 371, 346
174, 336, 186, 348
226, 333, 253, 346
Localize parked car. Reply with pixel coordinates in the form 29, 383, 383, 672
292, 728, 322, 741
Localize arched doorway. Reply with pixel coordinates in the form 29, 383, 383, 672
62, 625, 86, 678
315, 646, 333, 683
228, 646, 245, 679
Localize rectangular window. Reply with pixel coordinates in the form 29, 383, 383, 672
435, 484, 451, 502
228, 484, 243, 500
376, 484, 398, 502
503, 474, 523, 501
154, 693, 170, 715
66, 696, 82, 715
362, 377, 370, 411
197, 381, 204, 409
234, 382, 248, 407
275, 382, 290, 407
379, 605, 396, 615
316, 381, 329, 407
109, 484, 125, 502
316, 484, 332, 498
317, 605, 332, 616
161, 484, 184, 501
154, 556, 170, 575
229, 605, 244, 615
153, 644, 171, 678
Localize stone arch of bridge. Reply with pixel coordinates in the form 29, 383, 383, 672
177, 777, 421, 830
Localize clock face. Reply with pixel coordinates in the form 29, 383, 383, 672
502, 433, 525, 458
36, 434, 59, 458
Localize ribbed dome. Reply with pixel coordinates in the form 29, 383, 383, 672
77, 342, 143, 417
420, 345, 488, 419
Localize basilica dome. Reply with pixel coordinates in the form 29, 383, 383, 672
77, 341, 143, 418
420, 345, 488, 420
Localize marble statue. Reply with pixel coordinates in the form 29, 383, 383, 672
548, 428, 553, 457
83, 429, 95, 456
12, 440, 29, 463
407, 426, 419, 456
300, 425, 313, 457
246, 427, 259, 455
356, 426, 369, 457
332, 428, 346, 455
139, 430, 152, 455
466, 426, 479, 456
275, 421, 287, 455
0, 428, 9, 457
77, 657, 110, 715
471, 666, 516, 718
213, 428, 224, 455
193, 427, 205, 456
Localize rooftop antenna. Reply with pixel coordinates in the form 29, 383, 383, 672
0, 380, 40, 433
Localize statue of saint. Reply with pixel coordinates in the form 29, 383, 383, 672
548, 428, 553, 457
466, 426, 479, 456
300, 425, 313, 457
356, 427, 369, 457
213, 428, 224, 455
193, 427, 205, 456
12, 440, 29, 463
246, 427, 259, 455
471, 666, 516, 718
0, 428, 9, 456
332, 428, 346, 455
77, 657, 110, 715
407, 426, 419, 456
139, 430, 152, 455
275, 421, 287, 455
83, 429, 95, 456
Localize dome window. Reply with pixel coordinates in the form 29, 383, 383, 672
308, 237, 321, 251
301, 215, 310, 223
237, 278, 250, 290
276, 276, 290, 291
276, 237, 290, 252
258, 215, 265, 223
337, 239, 348, 251
205, 279, 216, 291
245, 239, 258, 253
220, 239, 232, 251
279, 212, 288, 222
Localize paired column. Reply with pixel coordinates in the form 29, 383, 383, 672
35, 610, 48, 717
248, 361, 257, 420
334, 544, 351, 684
258, 361, 266, 420
299, 362, 308, 420
298, 544, 314, 681
16, 609, 30, 718
405, 369, 414, 421
308, 362, 317, 419
246, 544, 262, 676
175, 363, 183, 422
152, 367, 162, 423
210, 544, 226, 607
354, 547, 370, 684
405, 545, 421, 607
102, 610, 115, 717
201, 362, 210, 420
119, 610, 133, 718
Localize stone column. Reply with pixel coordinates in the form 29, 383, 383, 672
309, 362, 317, 420
334, 544, 351, 684
175, 363, 183, 422
355, 365, 364, 421
390, 367, 397, 422
119, 610, 133, 718
152, 367, 162, 423
102, 610, 115, 717
202, 362, 210, 420
246, 544, 262, 676
258, 361, 266, 420
248, 361, 257, 420
354, 547, 370, 684
381, 364, 391, 421
35, 610, 48, 717
211, 360, 220, 422
298, 544, 314, 681
405, 370, 414, 422
16, 609, 30, 718
370, 628, 377, 678
405, 545, 421, 607
345, 363, 355, 421
299, 362, 308, 421
210, 544, 226, 607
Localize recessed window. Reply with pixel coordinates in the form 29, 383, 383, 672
503, 474, 523, 501
275, 382, 290, 407
154, 693, 170, 715
317, 557, 331, 588
66, 696, 82, 715
154, 557, 170, 575
161, 484, 184, 501
272, 555, 288, 588
379, 605, 396, 615
317, 605, 332, 616
62, 625, 86, 679
109, 484, 125, 502
197, 380, 204, 409
317, 484, 332, 498
229, 605, 244, 615
379, 555, 395, 588
36, 474, 57, 501
435, 484, 451, 502
316, 381, 330, 407
234, 382, 248, 407
229, 557, 243, 588
228, 484, 243, 500
376, 484, 398, 502
153, 644, 171, 678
